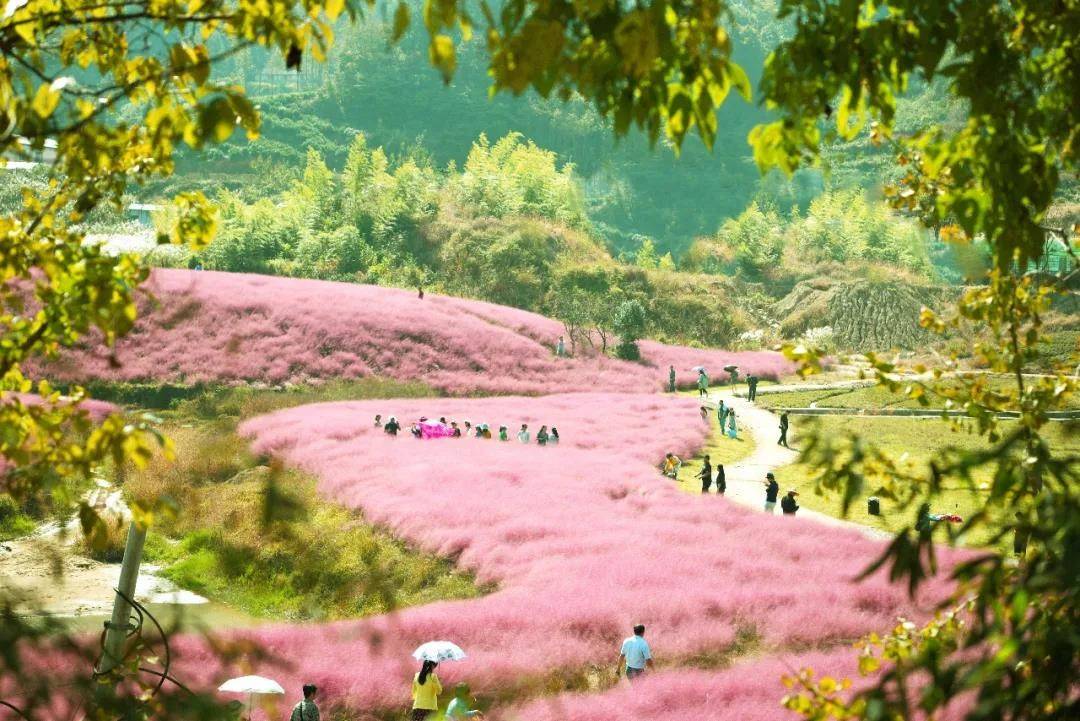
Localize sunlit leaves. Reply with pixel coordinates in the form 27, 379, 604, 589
757, 0, 1079, 271
392, 1, 410, 42
1, 0, 358, 568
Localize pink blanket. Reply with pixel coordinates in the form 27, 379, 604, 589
419, 420, 453, 439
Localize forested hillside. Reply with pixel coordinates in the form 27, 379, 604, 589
8, 1, 1074, 356
144, 0, 957, 254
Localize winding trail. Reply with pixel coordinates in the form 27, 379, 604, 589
698, 388, 891, 539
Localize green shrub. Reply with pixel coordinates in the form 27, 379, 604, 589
0, 495, 36, 540
615, 341, 641, 360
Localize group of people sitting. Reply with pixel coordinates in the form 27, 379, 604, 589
374, 415, 560, 445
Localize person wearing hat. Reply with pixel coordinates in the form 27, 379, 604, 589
764, 473, 780, 512
781, 490, 800, 515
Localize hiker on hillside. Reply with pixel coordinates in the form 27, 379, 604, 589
778, 411, 790, 448
617, 624, 654, 681
781, 490, 800, 516
556, 336, 566, 357
697, 368, 709, 397
517, 424, 530, 443
726, 409, 737, 439
290, 684, 320, 721
668, 365, 677, 393
384, 416, 401, 436
764, 472, 780, 512
715, 464, 726, 495
537, 425, 550, 446
698, 454, 712, 494
411, 660, 442, 720
445, 683, 484, 719
549, 427, 560, 445
661, 452, 682, 479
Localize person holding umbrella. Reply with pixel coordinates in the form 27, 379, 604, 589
411, 660, 442, 720
217, 675, 285, 721
411, 641, 467, 720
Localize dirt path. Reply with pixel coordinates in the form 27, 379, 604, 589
700, 388, 891, 539
0, 487, 212, 620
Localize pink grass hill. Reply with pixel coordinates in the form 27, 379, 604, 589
31, 269, 794, 394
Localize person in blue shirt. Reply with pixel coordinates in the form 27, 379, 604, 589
444, 683, 484, 719
617, 624, 654, 681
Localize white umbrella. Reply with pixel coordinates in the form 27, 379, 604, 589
218, 675, 285, 720
412, 640, 467, 663
691, 365, 706, 373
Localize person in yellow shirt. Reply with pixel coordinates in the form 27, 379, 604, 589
661, 453, 682, 479
411, 660, 442, 720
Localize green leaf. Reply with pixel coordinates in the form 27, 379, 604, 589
392, 1, 411, 43
429, 34, 456, 82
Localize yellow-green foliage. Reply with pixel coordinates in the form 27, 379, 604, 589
128, 423, 481, 620
775, 416, 1080, 547
685, 190, 934, 282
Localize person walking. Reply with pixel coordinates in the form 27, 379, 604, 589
698, 454, 712, 494
556, 336, 566, 357
537, 425, 550, 446
384, 416, 401, 436
445, 683, 484, 719
764, 472, 780, 512
617, 624, 654, 681
290, 684, 320, 721
668, 365, 677, 393
517, 424, 530, 443
747, 375, 758, 401
781, 490, 800, 516
715, 464, 726, 495
716, 400, 727, 427
726, 410, 737, 440
778, 411, 790, 448
549, 427, 560, 445
697, 368, 709, 398
498, 425, 509, 441
410, 660, 442, 720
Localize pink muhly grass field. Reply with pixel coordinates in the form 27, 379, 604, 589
168, 393, 958, 717
498, 649, 862, 721
29, 270, 794, 394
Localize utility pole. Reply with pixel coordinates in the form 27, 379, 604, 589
95, 519, 148, 676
